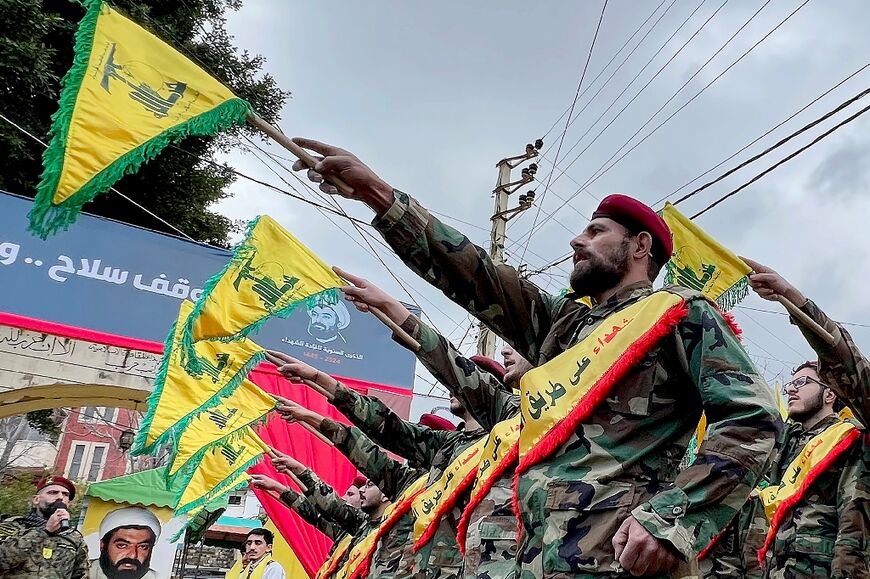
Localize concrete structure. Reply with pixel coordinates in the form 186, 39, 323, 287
0, 323, 158, 419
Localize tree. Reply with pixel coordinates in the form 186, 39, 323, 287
0, 0, 288, 246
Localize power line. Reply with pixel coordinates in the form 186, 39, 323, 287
737, 305, 870, 330
538, 0, 674, 148
0, 111, 197, 241
507, 0, 718, 254
671, 85, 870, 206
692, 98, 870, 218
524, 0, 609, 264
653, 61, 870, 206
556, 0, 775, 192
540, 0, 813, 232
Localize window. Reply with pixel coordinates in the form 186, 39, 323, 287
65, 441, 109, 482
79, 407, 117, 424
227, 494, 242, 506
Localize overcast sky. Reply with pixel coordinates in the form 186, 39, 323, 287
213, 0, 870, 408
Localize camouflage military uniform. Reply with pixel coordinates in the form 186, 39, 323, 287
399, 313, 521, 579
703, 298, 870, 579
288, 469, 367, 540
372, 190, 781, 578
329, 383, 487, 579
0, 509, 89, 579
319, 418, 424, 579
764, 300, 868, 579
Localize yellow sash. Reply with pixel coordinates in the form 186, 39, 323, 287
756, 420, 861, 564
316, 535, 354, 579
456, 415, 521, 553
517, 292, 686, 471
226, 555, 276, 579
412, 437, 488, 550
336, 474, 428, 579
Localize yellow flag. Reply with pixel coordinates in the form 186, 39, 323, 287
661, 203, 751, 310
175, 430, 267, 515
132, 300, 265, 456
29, 0, 250, 238
182, 215, 343, 372
166, 378, 275, 485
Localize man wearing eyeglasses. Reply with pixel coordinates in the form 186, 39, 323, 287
704, 259, 868, 579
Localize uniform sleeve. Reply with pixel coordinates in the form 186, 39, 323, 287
397, 314, 519, 429
331, 381, 451, 467
831, 444, 869, 578
373, 189, 564, 363
632, 299, 781, 559
319, 418, 422, 499
279, 488, 344, 540
296, 469, 367, 535
0, 521, 36, 572
73, 534, 90, 579
794, 299, 870, 426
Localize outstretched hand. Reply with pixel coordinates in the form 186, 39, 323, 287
290, 138, 395, 215
334, 266, 411, 323
265, 350, 339, 397
273, 395, 322, 427
741, 257, 807, 306
250, 473, 285, 494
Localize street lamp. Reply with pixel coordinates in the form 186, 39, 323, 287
118, 429, 135, 451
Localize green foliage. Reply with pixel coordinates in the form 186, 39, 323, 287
0, 473, 86, 520
24, 410, 61, 440
0, 0, 288, 246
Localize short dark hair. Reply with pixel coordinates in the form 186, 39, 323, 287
247, 528, 273, 545
793, 360, 819, 375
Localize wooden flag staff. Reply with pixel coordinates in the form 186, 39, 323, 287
772, 295, 836, 347
250, 113, 422, 353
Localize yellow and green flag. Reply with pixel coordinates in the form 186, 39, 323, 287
132, 300, 265, 456
182, 214, 343, 372
175, 430, 268, 516
661, 202, 752, 310
166, 377, 275, 486
29, 0, 251, 238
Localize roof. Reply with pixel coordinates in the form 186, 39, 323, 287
86, 467, 229, 511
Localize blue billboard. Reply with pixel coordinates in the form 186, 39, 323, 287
0, 192, 416, 390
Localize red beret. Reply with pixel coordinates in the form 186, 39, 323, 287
469, 355, 507, 383
36, 475, 76, 500
591, 194, 673, 261
351, 475, 367, 489
419, 413, 456, 431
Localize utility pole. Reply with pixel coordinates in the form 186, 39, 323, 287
477, 139, 543, 358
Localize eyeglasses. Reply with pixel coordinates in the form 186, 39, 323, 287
781, 375, 828, 395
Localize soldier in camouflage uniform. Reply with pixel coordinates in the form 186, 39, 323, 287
702, 259, 869, 579
0, 475, 89, 579
336, 268, 533, 579
250, 466, 367, 542
270, 340, 491, 579
289, 138, 781, 578
271, 389, 428, 579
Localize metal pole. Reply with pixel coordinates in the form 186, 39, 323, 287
477, 161, 512, 358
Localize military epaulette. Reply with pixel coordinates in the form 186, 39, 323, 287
0, 518, 21, 537
660, 284, 706, 302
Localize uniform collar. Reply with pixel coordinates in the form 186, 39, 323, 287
586, 280, 653, 318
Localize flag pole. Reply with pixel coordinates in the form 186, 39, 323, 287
299, 421, 335, 447
247, 113, 354, 197
247, 115, 420, 351
772, 295, 837, 347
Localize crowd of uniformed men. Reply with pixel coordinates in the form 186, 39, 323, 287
2, 137, 868, 579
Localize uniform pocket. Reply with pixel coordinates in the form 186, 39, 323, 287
542, 480, 635, 578
464, 515, 518, 577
